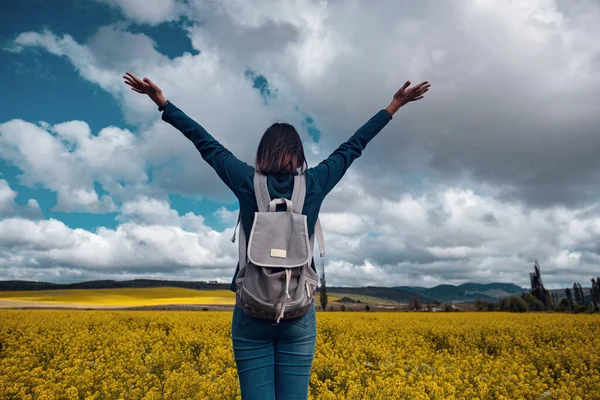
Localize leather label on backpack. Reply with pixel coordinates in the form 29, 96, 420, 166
270, 248, 287, 258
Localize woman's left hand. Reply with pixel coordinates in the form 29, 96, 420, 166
123, 72, 167, 108
385, 80, 431, 116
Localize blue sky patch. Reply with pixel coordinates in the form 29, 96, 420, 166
128, 21, 199, 59
303, 115, 321, 143
48, 211, 120, 231
245, 69, 277, 104
0, 50, 128, 134
0, 0, 121, 44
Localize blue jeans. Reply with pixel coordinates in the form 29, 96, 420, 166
231, 304, 317, 400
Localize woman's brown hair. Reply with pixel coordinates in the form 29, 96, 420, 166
255, 122, 307, 175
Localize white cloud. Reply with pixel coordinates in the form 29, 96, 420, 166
14, 30, 116, 92
0, 118, 146, 212
118, 196, 209, 233
183, 0, 344, 82
214, 207, 238, 224
0, 180, 16, 214
0, 180, 42, 219
318, 179, 600, 288
320, 212, 373, 235
0, 208, 239, 283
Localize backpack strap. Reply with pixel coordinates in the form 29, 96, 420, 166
315, 217, 325, 257
254, 172, 271, 212
231, 213, 240, 243
238, 219, 247, 272
230, 213, 247, 272
290, 174, 306, 214
291, 174, 324, 257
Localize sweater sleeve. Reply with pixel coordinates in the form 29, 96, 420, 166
312, 109, 392, 195
161, 101, 253, 197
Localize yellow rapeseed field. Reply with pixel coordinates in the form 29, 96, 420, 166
0, 287, 237, 306
0, 310, 599, 399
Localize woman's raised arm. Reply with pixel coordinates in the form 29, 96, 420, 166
312, 80, 430, 195
123, 72, 252, 197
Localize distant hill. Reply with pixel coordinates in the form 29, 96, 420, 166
328, 282, 526, 304
395, 282, 526, 303
328, 286, 434, 304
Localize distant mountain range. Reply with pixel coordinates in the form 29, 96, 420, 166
0, 279, 528, 304
395, 282, 527, 303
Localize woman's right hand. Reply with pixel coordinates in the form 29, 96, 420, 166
123, 72, 167, 108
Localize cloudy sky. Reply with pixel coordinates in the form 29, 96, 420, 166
1, 0, 600, 288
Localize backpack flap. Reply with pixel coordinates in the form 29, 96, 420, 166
247, 211, 311, 268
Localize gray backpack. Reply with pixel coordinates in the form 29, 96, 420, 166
231, 171, 324, 323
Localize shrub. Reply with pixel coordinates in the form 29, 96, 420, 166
558, 298, 571, 312
509, 296, 527, 313
574, 305, 588, 314
340, 297, 359, 304
474, 300, 488, 311
521, 293, 547, 312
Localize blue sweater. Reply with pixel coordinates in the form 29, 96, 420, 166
161, 101, 392, 290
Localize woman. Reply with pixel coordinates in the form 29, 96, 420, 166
123, 72, 430, 400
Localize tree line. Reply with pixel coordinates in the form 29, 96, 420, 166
317, 260, 600, 313
474, 261, 600, 313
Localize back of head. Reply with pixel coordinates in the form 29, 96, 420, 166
255, 122, 307, 175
